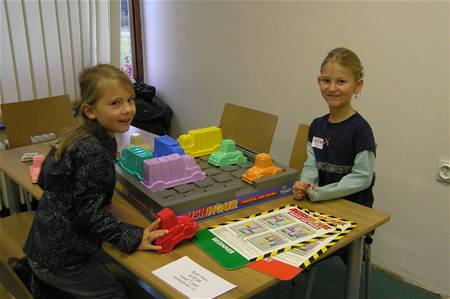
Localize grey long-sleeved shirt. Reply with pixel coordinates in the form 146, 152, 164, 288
300, 142, 375, 202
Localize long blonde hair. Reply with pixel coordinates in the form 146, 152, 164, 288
55, 64, 134, 160
320, 47, 364, 82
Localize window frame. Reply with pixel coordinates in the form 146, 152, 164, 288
129, 0, 144, 82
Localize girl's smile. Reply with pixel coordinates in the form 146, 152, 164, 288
83, 81, 136, 137
318, 62, 363, 112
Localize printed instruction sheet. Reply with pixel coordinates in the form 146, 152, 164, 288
209, 206, 335, 260
152, 256, 236, 298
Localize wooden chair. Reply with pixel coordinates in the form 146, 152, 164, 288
0, 259, 32, 299
1, 95, 76, 148
0, 211, 35, 299
0, 279, 16, 299
219, 103, 278, 153
289, 123, 310, 173
1, 95, 75, 211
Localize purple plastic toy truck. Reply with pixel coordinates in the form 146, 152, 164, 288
143, 154, 206, 192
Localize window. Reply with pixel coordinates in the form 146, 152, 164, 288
120, 0, 143, 82
120, 0, 133, 79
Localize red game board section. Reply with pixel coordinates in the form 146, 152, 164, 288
247, 258, 301, 280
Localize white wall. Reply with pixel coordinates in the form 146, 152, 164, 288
142, 1, 449, 296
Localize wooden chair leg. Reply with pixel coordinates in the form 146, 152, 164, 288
0, 259, 33, 299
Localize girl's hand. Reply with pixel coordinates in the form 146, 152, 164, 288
137, 218, 169, 251
306, 184, 315, 194
293, 181, 311, 200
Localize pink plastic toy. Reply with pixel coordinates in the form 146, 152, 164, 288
154, 208, 199, 253
29, 154, 45, 183
142, 154, 206, 192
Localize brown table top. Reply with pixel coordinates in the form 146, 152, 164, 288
0, 126, 153, 199
0, 133, 390, 299
104, 195, 389, 299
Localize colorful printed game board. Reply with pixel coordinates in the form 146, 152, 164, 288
248, 210, 355, 279
194, 204, 349, 270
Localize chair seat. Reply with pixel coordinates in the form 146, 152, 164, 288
0, 211, 35, 299
0, 211, 35, 261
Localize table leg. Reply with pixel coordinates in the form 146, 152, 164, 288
345, 236, 363, 299
0, 171, 21, 213
18, 186, 34, 213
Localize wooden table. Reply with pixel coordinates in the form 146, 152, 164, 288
0, 136, 390, 299
0, 126, 153, 209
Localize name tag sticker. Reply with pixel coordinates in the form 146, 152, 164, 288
312, 137, 324, 149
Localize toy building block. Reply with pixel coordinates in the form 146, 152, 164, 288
118, 145, 153, 180
241, 153, 283, 184
208, 139, 248, 167
143, 154, 206, 192
21, 152, 38, 162
29, 154, 45, 183
178, 126, 222, 157
154, 207, 199, 253
129, 133, 152, 152
154, 135, 185, 158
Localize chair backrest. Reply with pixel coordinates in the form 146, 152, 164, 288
289, 123, 310, 173
1, 95, 76, 148
219, 103, 278, 153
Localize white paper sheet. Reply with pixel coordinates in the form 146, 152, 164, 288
152, 256, 236, 298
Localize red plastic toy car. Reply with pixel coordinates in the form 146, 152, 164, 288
154, 208, 199, 253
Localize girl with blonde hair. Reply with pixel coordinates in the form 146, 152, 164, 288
24, 64, 168, 298
293, 48, 376, 208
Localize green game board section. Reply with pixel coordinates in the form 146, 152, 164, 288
194, 229, 249, 269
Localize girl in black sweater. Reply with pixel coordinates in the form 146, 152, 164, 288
24, 64, 168, 298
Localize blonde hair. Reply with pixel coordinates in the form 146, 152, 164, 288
320, 47, 364, 82
55, 64, 134, 160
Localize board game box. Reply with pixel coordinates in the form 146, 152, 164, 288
115, 146, 298, 221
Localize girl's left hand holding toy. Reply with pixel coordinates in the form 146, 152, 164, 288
137, 218, 169, 251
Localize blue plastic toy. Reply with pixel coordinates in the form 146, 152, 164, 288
154, 135, 185, 158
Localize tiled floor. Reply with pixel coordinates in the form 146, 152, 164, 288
251, 256, 440, 299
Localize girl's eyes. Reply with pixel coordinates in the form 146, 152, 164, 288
320, 79, 347, 85
110, 97, 134, 106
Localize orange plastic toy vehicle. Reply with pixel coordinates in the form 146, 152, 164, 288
241, 153, 283, 184
154, 208, 199, 253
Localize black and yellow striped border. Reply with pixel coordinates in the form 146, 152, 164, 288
301, 207, 357, 228
249, 231, 337, 262
208, 203, 356, 229
208, 204, 299, 229
297, 225, 355, 270
207, 203, 357, 264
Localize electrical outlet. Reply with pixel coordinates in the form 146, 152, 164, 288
436, 159, 450, 183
